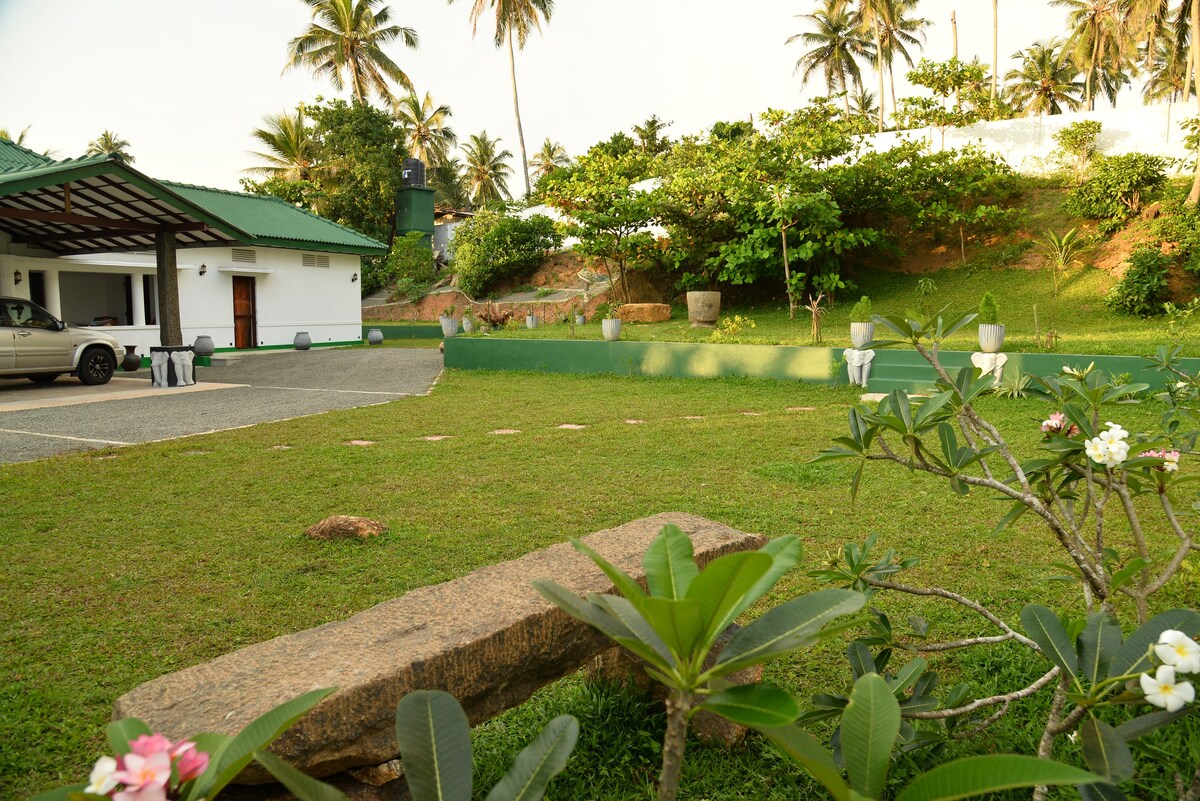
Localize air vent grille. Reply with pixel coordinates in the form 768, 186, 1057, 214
231, 248, 256, 264
302, 253, 330, 268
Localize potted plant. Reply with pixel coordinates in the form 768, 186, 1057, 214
439, 303, 459, 338
573, 298, 586, 326
978, 291, 1005, 352
525, 304, 539, 329
849, 296, 874, 348
600, 301, 623, 341
462, 307, 476, 334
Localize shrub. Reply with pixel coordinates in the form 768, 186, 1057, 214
1108, 246, 1172, 317
978, 291, 1000, 324
450, 212, 562, 298
1052, 120, 1103, 182
1152, 195, 1200, 275
1065, 152, 1167, 227
850, 296, 873, 322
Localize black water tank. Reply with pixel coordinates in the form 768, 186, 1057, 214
402, 158, 426, 188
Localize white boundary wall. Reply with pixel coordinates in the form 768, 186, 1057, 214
861, 102, 1198, 173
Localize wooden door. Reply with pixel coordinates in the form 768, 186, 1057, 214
232, 276, 257, 349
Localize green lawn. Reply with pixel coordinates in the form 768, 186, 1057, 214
2, 369, 1195, 799
474, 264, 1198, 358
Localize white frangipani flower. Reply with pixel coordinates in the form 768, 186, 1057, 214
1085, 422, 1131, 468
1140, 665, 1195, 712
1156, 630, 1200, 674
85, 755, 120, 795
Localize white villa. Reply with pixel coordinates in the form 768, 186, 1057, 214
0, 138, 386, 354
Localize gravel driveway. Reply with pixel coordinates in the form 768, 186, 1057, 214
0, 348, 443, 464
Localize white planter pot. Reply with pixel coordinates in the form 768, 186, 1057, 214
978, 323, 1006, 353
439, 316, 459, 338
462, 318, 474, 334
850, 322, 875, 348
602, 318, 622, 341
575, 314, 586, 325
686, 291, 721, 328
525, 315, 539, 329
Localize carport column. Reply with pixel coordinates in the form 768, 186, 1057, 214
43, 269, 62, 318
155, 232, 182, 346
130, 274, 146, 326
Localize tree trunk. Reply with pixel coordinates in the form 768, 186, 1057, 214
1189, 0, 1200, 204
781, 225, 796, 320
992, 0, 999, 100
841, 68, 851, 115
657, 691, 692, 801
951, 10, 960, 108
155, 232, 182, 346
889, 63, 898, 119
876, 20, 885, 131
507, 30, 532, 199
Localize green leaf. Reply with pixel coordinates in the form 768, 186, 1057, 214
759, 726, 851, 801
643, 524, 698, 600
641, 597, 706, 666
253, 749, 347, 801
1078, 613, 1122, 688
685, 551, 773, 643
1110, 558, 1150, 593
532, 581, 639, 650
1078, 782, 1128, 801
484, 715, 579, 801
28, 786, 87, 801
715, 589, 866, 674
912, 391, 953, 430
890, 657, 928, 696
588, 593, 673, 666
847, 640, 877, 678
1113, 708, 1189, 740
992, 502, 1027, 535
1021, 605, 1079, 678
195, 687, 336, 801
1080, 718, 1134, 783
1109, 609, 1200, 678
395, 690, 473, 801
701, 683, 800, 727
894, 755, 1101, 801
569, 538, 648, 607
106, 718, 152, 755
741, 536, 804, 611
841, 673, 899, 800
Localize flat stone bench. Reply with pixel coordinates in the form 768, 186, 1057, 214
113, 512, 765, 784
616, 303, 671, 323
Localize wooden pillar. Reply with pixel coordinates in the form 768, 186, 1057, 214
155, 231, 183, 346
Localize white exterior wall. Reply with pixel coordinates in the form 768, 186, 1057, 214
861, 102, 1197, 173
0, 241, 364, 352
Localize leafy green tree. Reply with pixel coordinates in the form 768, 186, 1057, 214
632, 115, 673, 155
1065, 152, 1168, 228
1053, 119, 1103, 182
462, 131, 514, 206
393, 90, 456, 167
895, 58, 987, 147
1004, 39, 1084, 115
284, 0, 418, 106
431, 157, 471, 209
449, 211, 561, 297
542, 147, 658, 303
909, 145, 1019, 262
85, 130, 134, 163
245, 108, 315, 181
449, 0, 553, 197
788, 0, 874, 114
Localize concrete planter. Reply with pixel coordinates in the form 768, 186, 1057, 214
192, 335, 215, 357
602, 318, 622, 341
294, 332, 312, 350
439, 316, 459, 338
525, 315, 539, 329
686, 291, 721, 328
978, 323, 1006, 353
366, 328, 384, 345
462, 318, 474, 334
850, 322, 875, 348
575, 314, 586, 326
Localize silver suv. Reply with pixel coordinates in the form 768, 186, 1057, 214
1, 297, 126, 385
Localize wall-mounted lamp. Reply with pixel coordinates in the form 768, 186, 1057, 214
13, 269, 21, 285
351, 272, 358, 283
198, 264, 207, 276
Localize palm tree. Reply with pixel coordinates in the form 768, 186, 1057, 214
854, 0, 892, 131
431, 157, 472, 209
1124, 0, 1173, 70
85, 130, 134, 163
787, 0, 874, 115
284, 0, 418, 106
1052, 0, 1131, 110
530, 138, 570, 180
632, 115, 672, 154
992, 0, 1000, 99
1005, 39, 1084, 115
450, 0, 553, 199
0, 125, 31, 146
876, 0, 928, 119
849, 88, 880, 126
245, 109, 315, 180
1142, 24, 1192, 104
461, 131, 513, 206
394, 91, 457, 168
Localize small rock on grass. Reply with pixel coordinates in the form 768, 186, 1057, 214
305, 515, 388, 541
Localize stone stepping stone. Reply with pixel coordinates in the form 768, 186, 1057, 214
419, 435, 452, 441
347, 440, 377, 446
271, 445, 294, 450
740, 411, 763, 416
623, 419, 646, 424
490, 429, 521, 435
682, 415, 706, 420
556, 424, 587, 430
181, 450, 211, 456
787, 406, 816, 412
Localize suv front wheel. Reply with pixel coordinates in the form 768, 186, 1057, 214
78, 347, 116, 385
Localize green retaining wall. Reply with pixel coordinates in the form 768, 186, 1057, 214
363, 324, 443, 340
442, 337, 1200, 391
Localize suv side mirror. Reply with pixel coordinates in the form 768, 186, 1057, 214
54, 320, 67, 332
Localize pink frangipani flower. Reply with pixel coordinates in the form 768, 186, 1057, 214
113, 750, 171, 790
128, 734, 173, 758
174, 745, 209, 783
113, 783, 168, 801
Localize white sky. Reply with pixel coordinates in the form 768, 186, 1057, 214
0, 1, 1092, 191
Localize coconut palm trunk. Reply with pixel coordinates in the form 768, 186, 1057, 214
875, 18, 885, 131
507, 30, 532, 198
992, 0, 999, 100
1188, 0, 1200, 204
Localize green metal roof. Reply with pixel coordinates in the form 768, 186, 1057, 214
163, 181, 386, 254
0, 137, 53, 171
0, 140, 387, 256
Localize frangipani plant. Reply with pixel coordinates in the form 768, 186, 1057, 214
534, 524, 865, 801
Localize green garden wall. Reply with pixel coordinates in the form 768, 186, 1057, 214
442, 337, 1200, 391
362, 324, 443, 339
